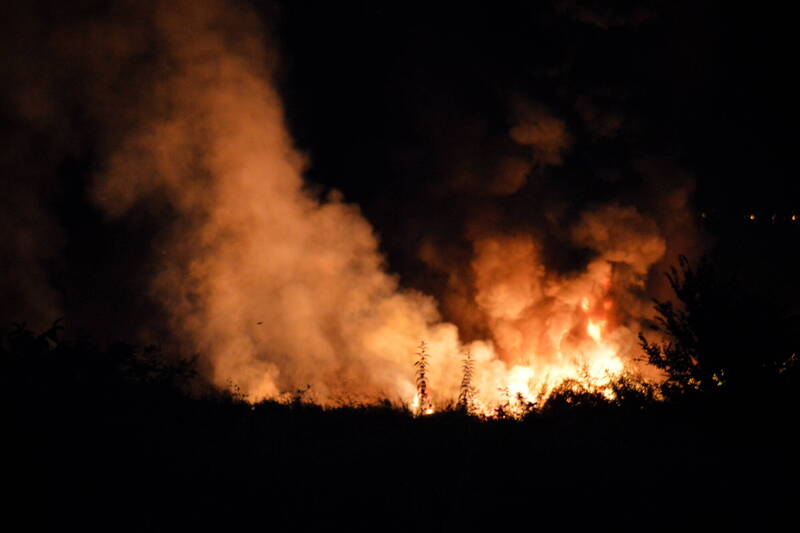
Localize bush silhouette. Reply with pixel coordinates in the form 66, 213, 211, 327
640, 255, 800, 398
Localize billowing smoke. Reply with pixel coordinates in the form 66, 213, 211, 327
410, 87, 704, 406
66, 0, 461, 403
1, 0, 704, 409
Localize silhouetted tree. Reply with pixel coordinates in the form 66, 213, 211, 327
640, 255, 800, 397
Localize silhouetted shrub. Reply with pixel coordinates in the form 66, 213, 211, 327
1, 319, 197, 402
640, 255, 800, 398
540, 379, 611, 414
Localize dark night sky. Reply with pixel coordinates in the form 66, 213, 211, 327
272, 0, 798, 284
1, 0, 798, 338
275, 1, 796, 208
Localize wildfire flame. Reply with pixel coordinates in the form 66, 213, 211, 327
407, 264, 634, 418
410, 393, 435, 415
39, 0, 677, 414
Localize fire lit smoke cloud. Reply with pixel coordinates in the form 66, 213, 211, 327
77, 0, 462, 403
453, 205, 667, 407
1, 0, 703, 411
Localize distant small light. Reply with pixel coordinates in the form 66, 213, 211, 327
793, 215, 797, 222
700, 212, 707, 219
749, 214, 756, 221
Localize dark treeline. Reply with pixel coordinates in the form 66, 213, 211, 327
4, 241, 800, 531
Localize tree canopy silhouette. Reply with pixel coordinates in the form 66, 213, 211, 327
640, 255, 800, 397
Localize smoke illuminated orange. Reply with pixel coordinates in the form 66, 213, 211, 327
77, 0, 677, 416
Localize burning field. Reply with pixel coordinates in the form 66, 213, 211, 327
0, 0, 707, 414
3, 1, 800, 529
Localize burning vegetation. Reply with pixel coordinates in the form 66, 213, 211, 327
3, 1, 800, 529
1, 0, 797, 416
2, 0, 791, 417
80, 0, 681, 410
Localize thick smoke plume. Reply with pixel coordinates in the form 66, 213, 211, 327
73, 0, 461, 403
1, 0, 703, 410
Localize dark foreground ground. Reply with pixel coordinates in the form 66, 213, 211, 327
3, 326, 799, 533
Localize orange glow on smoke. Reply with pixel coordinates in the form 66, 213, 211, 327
81, 0, 677, 416
403, 228, 660, 417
